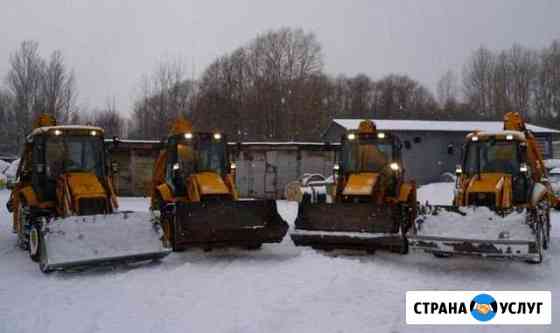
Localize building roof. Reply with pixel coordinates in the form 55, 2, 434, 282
29, 125, 104, 137
332, 119, 560, 134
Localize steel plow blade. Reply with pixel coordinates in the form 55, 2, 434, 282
290, 202, 406, 253
39, 211, 171, 272
408, 235, 539, 261
172, 200, 289, 249
409, 206, 541, 262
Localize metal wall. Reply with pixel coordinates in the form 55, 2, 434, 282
109, 141, 336, 198
232, 144, 336, 199
323, 124, 555, 185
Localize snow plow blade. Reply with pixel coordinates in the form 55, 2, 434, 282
39, 212, 171, 272
171, 200, 288, 250
408, 207, 541, 262
290, 203, 406, 252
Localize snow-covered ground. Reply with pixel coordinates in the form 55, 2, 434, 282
0, 185, 558, 333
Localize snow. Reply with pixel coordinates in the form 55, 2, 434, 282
415, 207, 532, 241
0, 159, 10, 174
545, 159, 560, 169
549, 167, 560, 175
4, 158, 19, 178
0, 188, 559, 333
417, 181, 455, 205
334, 119, 560, 133
43, 212, 170, 268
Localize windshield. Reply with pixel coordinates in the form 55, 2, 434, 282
44, 135, 105, 178
464, 140, 520, 175
172, 138, 227, 176
342, 139, 393, 173
196, 139, 227, 174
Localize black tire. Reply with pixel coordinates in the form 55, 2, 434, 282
247, 244, 262, 250
16, 201, 29, 251
543, 209, 551, 250
39, 262, 52, 274
28, 225, 43, 262
433, 252, 452, 258
527, 222, 544, 264
160, 208, 177, 251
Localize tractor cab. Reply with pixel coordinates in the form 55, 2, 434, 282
334, 120, 403, 202
455, 131, 531, 208
24, 126, 107, 206
163, 131, 233, 199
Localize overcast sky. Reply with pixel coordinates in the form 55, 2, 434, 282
1, 0, 559, 116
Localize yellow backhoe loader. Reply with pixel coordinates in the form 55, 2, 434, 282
151, 119, 288, 251
290, 120, 417, 253
6, 115, 170, 272
409, 112, 553, 263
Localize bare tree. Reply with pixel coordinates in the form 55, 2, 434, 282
5, 41, 44, 145
40, 50, 78, 123
463, 46, 495, 119
92, 98, 125, 138
131, 59, 196, 139
437, 70, 459, 106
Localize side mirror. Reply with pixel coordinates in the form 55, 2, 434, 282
520, 163, 529, 174
455, 165, 463, 175
111, 161, 119, 173
447, 144, 454, 155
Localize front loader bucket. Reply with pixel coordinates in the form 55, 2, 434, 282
408, 206, 542, 262
171, 200, 288, 250
290, 202, 406, 252
39, 211, 171, 272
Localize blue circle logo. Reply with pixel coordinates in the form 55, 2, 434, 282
470, 294, 497, 322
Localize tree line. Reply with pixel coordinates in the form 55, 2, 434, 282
1, 28, 560, 153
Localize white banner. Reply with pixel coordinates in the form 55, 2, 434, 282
406, 291, 551, 325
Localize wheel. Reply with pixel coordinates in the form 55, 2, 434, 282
160, 208, 177, 251
16, 201, 30, 250
433, 252, 452, 258
247, 244, 262, 250
543, 209, 551, 250
527, 221, 544, 264
29, 225, 43, 262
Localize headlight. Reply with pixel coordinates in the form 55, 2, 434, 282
213, 133, 222, 140
506, 134, 513, 140
520, 163, 528, 173
184, 132, 193, 139
230, 162, 236, 169
333, 163, 340, 171
347, 133, 356, 141
471, 135, 479, 142
90, 130, 97, 136
53, 129, 62, 136
390, 162, 399, 171
172, 163, 180, 171
377, 132, 386, 139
